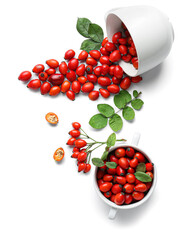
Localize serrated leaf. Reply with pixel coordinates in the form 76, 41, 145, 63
76, 18, 91, 38
114, 90, 132, 109
131, 99, 144, 110
97, 104, 115, 118
88, 23, 104, 43
109, 114, 123, 132
134, 172, 152, 182
136, 163, 146, 172
122, 106, 135, 121
107, 133, 116, 147
80, 39, 101, 52
92, 158, 104, 167
133, 90, 139, 98
101, 151, 108, 161
106, 161, 117, 169
89, 114, 108, 129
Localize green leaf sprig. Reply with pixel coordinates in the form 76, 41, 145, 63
89, 90, 144, 132
76, 18, 104, 52
77, 128, 126, 168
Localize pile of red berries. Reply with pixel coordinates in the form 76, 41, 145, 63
67, 122, 91, 173
18, 23, 142, 101
97, 147, 154, 206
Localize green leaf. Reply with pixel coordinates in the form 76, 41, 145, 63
109, 114, 123, 132
89, 114, 108, 129
134, 172, 152, 182
92, 158, 104, 167
114, 90, 132, 109
80, 39, 101, 52
88, 23, 104, 43
76, 18, 91, 38
107, 133, 116, 147
101, 151, 109, 161
97, 104, 115, 118
133, 90, 139, 98
136, 163, 146, 172
122, 106, 135, 121
131, 99, 144, 110
106, 162, 117, 169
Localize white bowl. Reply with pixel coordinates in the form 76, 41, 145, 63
93, 133, 157, 219
105, 6, 174, 76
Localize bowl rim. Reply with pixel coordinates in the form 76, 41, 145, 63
93, 144, 157, 210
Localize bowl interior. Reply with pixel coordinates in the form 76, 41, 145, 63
94, 144, 156, 209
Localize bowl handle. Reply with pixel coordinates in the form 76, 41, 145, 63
131, 132, 140, 146
108, 207, 118, 220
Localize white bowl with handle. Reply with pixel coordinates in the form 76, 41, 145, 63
105, 5, 174, 76
93, 133, 157, 219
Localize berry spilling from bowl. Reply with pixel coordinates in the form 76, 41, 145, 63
97, 147, 154, 206
18, 21, 141, 100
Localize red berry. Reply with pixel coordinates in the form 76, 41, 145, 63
97, 169, 105, 179
69, 129, 80, 138
38, 72, 48, 81
129, 47, 137, 56
86, 65, 93, 74
78, 163, 86, 172
32, 64, 44, 73
78, 50, 88, 60
101, 64, 110, 76
98, 77, 111, 86
71, 152, 79, 158
102, 37, 108, 47
45, 68, 56, 75
104, 191, 112, 198
131, 76, 142, 83
126, 147, 135, 158
118, 158, 130, 169
112, 32, 122, 44
86, 57, 97, 66
64, 49, 75, 60
77, 76, 87, 84
107, 84, 120, 94
73, 147, 80, 152
66, 90, 75, 101
75, 139, 87, 148
82, 82, 94, 93
114, 65, 123, 79
114, 192, 125, 205
132, 191, 144, 201
77, 152, 87, 162
67, 137, 76, 145
27, 79, 41, 89
123, 183, 134, 193
120, 77, 131, 90
66, 70, 76, 82
100, 47, 110, 56
88, 91, 99, 101
119, 45, 128, 55
105, 42, 117, 52
68, 58, 79, 71
72, 81, 81, 94
72, 122, 81, 130
116, 165, 126, 176
146, 163, 153, 172
125, 194, 133, 204
109, 65, 115, 76
130, 158, 138, 168
18, 71, 32, 81
99, 88, 110, 98
48, 74, 64, 86
118, 38, 127, 45
122, 54, 132, 62
40, 82, 51, 95
112, 184, 122, 194
89, 50, 101, 60
49, 86, 60, 96
146, 172, 154, 179
134, 152, 145, 163
99, 182, 113, 192
99, 56, 111, 65
115, 148, 126, 158
76, 64, 85, 76
109, 50, 121, 62
110, 155, 119, 164
112, 76, 121, 85
61, 81, 71, 93
114, 176, 126, 185
126, 173, 136, 184
103, 174, 114, 182
87, 74, 97, 83
134, 183, 147, 192
84, 164, 91, 173
46, 59, 59, 68
127, 167, 135, 174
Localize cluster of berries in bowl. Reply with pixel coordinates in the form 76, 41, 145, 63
97, 147, 154, 206
18, 22, 141, 101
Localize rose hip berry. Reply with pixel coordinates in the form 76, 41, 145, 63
18, 71, 32, 81
88, 91, 99, 101
32, 64, 44, 73
40, 82, 51, 95
27, 79, 41, 89
46, 59, 59, 68
64, 49, 75, 60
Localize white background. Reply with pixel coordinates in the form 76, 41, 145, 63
0, 0, 192, 239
